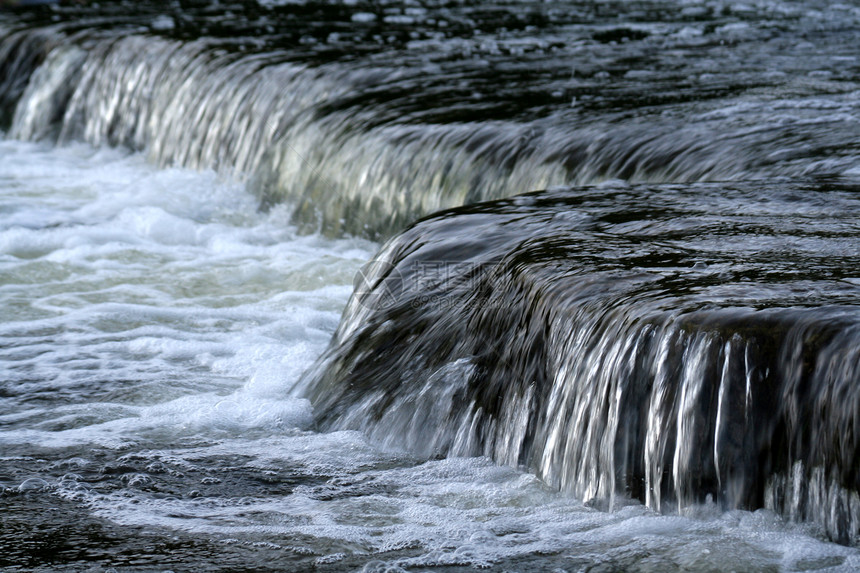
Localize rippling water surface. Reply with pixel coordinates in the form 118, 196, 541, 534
1, 0, 859, 570
0, 138, 857, 573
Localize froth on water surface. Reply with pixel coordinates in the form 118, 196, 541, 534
0, 141, 858, 571
7, 446, 860, 572
1, 0, 860, 569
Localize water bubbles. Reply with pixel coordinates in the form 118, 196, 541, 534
17, 477, 50, 492
315, 552, 346, 564
120, 473, 153, 487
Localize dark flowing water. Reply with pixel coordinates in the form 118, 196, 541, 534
1, 1, 859, 571
304, 179, 860, 543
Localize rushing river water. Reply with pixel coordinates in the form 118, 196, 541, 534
1, 0, 859, 571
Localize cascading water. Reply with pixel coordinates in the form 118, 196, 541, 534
3, 1, 860, 238
300, 181, 860, 544
1, 0, 860, 570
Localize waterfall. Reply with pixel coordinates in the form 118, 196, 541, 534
3, 22, 859, 239
2, 1, 859, 547
300, 181, 860, 543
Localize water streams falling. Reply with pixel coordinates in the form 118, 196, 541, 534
3, 1, 860, 238
1, 0, 860, 568
302, 182, 860, 544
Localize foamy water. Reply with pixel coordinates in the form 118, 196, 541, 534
1, 139, 858, 571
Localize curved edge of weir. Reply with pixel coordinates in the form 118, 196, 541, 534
4, 22, 860, 241
299, 182, 860, 545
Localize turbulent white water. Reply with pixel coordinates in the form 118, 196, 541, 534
0, 137, 366, 438
1, 139, 858, 571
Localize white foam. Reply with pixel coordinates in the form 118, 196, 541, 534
0, 140, 373, 448
60, 451, 860, 571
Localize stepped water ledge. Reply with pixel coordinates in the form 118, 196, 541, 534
3, 2, 860, 239
301, 180, 860, 544
1, 1, 859, 562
